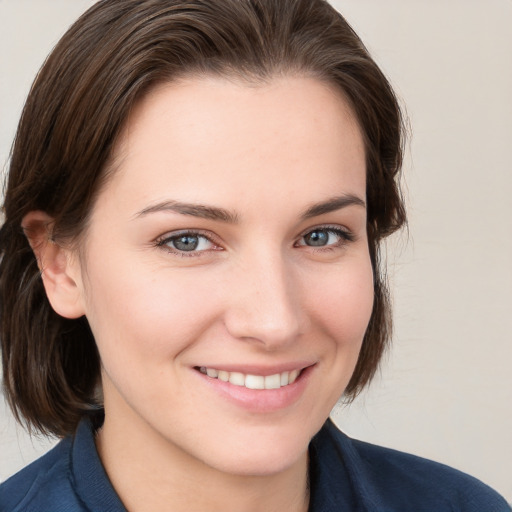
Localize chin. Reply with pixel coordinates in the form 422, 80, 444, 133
210, 446, 308, 477
193, 422, 318, 477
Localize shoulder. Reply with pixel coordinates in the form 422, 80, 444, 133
311, 420, 511, 512
0, 438, 87, 512
350, 437, 510, 511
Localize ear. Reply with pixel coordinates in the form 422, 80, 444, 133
22, 211, 86, 319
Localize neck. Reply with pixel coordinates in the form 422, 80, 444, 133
95, 410, 310, 512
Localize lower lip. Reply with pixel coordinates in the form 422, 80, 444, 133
194, 365, 314, 413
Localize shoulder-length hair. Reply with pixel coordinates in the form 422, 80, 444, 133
0, 0, 406, 437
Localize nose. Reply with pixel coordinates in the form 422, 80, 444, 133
223, 252, 304, 349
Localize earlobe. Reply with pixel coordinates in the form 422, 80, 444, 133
22, 211, 86, 319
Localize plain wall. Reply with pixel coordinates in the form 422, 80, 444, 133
1, 0, 511, 503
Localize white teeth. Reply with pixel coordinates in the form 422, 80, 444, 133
245, 374, 265, 389
264, 374, 281, 389
229, 372, 245, 386
218, 370, 229, 382
200, 367, 302, 389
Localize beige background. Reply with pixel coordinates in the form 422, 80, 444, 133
0, 0, 511, 503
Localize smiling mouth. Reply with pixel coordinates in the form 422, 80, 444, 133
197, 367, 303, 390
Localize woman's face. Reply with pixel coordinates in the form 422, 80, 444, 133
72, 76, 373, 476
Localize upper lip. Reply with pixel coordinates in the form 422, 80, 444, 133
194, 362, 315, 376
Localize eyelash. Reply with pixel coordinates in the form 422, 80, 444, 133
155, 230, 220, 257
295, 225, 355, 250
155, 225, 355, 257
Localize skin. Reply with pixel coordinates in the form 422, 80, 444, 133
26, 75, 373, 511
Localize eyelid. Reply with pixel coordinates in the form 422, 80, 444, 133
295, 224, 355, 247
299, 224, 354, 238
155, 229, 223, 255
153, 224, 355, 257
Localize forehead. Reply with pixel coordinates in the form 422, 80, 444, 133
99, 75, 366, 219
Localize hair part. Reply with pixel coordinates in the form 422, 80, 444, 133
0, 0, 406, 437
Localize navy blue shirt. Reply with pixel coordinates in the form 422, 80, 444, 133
0, 417, 509, 511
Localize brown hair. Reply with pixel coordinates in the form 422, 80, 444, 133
0, 0, 406, 437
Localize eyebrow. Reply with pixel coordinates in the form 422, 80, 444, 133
134, 194, 365, 223
300, 194, 366, 219
134, 200, 239, 223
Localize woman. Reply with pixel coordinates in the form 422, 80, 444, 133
0, 0, 509, 511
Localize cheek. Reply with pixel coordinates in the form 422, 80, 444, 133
306, 257, 374, 348
82, 259, 222, 374
298, 256, 374, 413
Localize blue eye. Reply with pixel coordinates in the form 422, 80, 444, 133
304, 230, 330, 247
298, 227, 353, 248
158, 232, 215, 253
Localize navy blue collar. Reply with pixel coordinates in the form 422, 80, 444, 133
309, 419, 376, 511
71, 417, 126, 511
